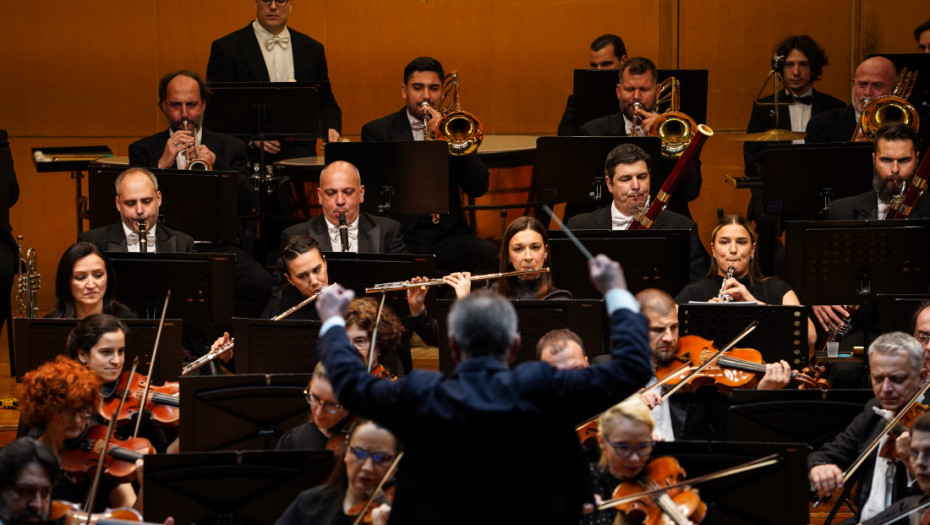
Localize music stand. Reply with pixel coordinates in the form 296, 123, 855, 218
547, 229, 690, 298
88, 166, 240, 243
31, 145, 113, 236
571, 69, 709, 128
434, 298, 607, 372
204, 82, 324, 142
761, 143, 874, 217
877, 293, 930, 334
12, 317, 182, 382
650, 441, 809, 525
231, 318, 321, 374
677, 304, 808, 368
106, 252, 235, 326
728, 389, 873, 450
324, 141, 449, 216
143, 449, 334, 525
179, 372, 312, 452
535, 136, 662, 208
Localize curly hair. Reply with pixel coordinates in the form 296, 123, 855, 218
18, 356, 101, 429
345, 298, 404, 354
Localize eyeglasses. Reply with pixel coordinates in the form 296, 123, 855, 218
602, 437, 655, 458
349, 445, 394, 465
916, 331, 930, 344
304, 390, 343, 415
58, 405, 94, 420
259, 0, 291, 6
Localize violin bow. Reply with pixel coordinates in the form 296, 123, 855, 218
84, 356, 140, 520
351, 451, 404, 525
134, 290, 170, 438
596, 453, 781, 511
367, 293, 387, 373
660, 321, 759, 400
871, 498, 930, 525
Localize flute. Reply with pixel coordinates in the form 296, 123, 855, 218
366, 268, 550, 294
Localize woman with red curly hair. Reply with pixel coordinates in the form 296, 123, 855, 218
18, 355, 137, 511
344, 298, 406, 376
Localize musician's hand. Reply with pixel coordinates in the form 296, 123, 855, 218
757, 360, 791, 390
896, 431, 916, 478
210, 332, 233, 363
589, 254, 626, 294
810, 464, 844, 499
316, 284, 354, 322
641, 389, 662, 410
813, 305, 849, 333
407, 276, 430, 316
327, 128, 341, 143
637, 108, 661, 135
371, 504, 391, 525
159, 130, 193, 169
422, 105, 442, 138
253, 140, 282, 154
716, 277, 761, 304
162, 519, 175, 525
443, 272, 472, 299
195, 145, 217, 168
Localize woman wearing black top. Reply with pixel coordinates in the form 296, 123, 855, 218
45, 242, 134, 319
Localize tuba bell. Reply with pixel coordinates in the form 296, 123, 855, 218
854, 68, 920, 141
422, 71, 484, 156
648, 77, 699, 158
16, 235, 39, 318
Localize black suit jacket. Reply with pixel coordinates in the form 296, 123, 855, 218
827, 190, 930, 220
280, 212, 407, 253
128, 128, 255, 214
805, 105, 858, 144
566, 206, 708, 283
579, 113, 702, 218
0, 130, 19, 257
79, 223, 195, 253
360, 108, 490, 246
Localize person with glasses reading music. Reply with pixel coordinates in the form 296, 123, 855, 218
276, 361, 355, 452
912, 301, 930, 372
275, 419, 398, 525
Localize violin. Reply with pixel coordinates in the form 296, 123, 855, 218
99, 371, 180, 427
609, 456, 706, 525
347, 485, 395, 524
49, 500, 142, 524
878, 402, 929, 460
60, 424, 154, 484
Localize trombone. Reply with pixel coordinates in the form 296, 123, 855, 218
366, 268, 549, 294
421, 71, 484, 155
648, 77, 699, 158
853, 68, 920, 141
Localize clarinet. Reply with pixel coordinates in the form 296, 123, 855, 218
338, 213, 349, 252
138, 220, 148, 253
716, 266, 735, 302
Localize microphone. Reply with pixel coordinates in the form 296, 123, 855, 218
338, 213, 349, 252
138, 220, 148, 253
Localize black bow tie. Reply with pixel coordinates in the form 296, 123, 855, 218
795, 95, 813, 105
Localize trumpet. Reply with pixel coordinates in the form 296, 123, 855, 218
716, 266, 735, 303
631, 102, 644, 137
16, 235, 40, 318
421, 71, 484, 155
182, 338, 234, 376
366, 268, 550, 294
853, 68, 920, 141
182, 119, 212, 171
649, 77, 698, 158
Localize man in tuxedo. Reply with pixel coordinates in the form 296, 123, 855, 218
579, 57, 701, 219
805, 56, 897, 143
79, 167, 194, 253
206, 0, 341, 160
557, 34, 628, 137
360, 56, 497, 273
916, 20, 930, 53
567, 143, 707, 282
0, 130, 19, 342
280, 160, 406, 253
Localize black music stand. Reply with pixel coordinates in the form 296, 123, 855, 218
435, 299, 607, 372
179, 373, 311, 452
877, 293, 930, 334
231, 318, 321, 374
143, 449, 334, 525
571, 69, 709, 129
650, 441, 809, 525
678, 304, 809, 368
535, 136, 662, 210
547, 229, 690, 298
324, 141, 449, 216
728, 389, 874, 450
88, 167, 240, 243
12, 317, 182, 382
31, 145, 113, 236
106, 252, 235, 326
762, 143, 873, 217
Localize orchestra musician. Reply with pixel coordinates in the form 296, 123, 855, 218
261, 234, 328, 320
345, 297, 407, 376
805, 56, 897, 143
276, 362, 354, 452
279, 160, 406, 254
557, 34, 628, 137
275, 419, 397, 525
17, 356, 138, 511
360, 56, 498, 274
45, 242, 134, 320
809, 332, 927, 523
491, 216, 571, 300
578, 56, 702, 219
917, 20, 930, 53
206, 0, 342, 159
912, 301, 930, 370
566, 143, 708, 282
314, 254, 652, 524
0, 437, 56, 525
0, 129, 19, 341
537, 328, 589, 370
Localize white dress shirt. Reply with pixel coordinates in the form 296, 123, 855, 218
325, 216, 360, 252
252, 20, 295, 82
121, 222, 157, 253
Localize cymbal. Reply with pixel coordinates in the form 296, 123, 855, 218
728, 128, 806, 142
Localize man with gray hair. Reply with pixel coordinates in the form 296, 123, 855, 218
809, 331, 927, 522
315, 254, 651, 524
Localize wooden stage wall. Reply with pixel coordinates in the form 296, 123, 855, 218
0, 0, 924, 314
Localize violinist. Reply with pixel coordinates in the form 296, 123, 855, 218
345, 298, 407, 376
861, 411, 930, 525
809, 332, 927, 522
276, 361, 354, 452
17, 356, 137, 511
0, 437, 56, 525
913, 301, 930, 371
45, 242, 134, 320
275, 419, 399, 525
537, 328, 590, 370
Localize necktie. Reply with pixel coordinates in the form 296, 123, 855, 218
266, 35, 289, 51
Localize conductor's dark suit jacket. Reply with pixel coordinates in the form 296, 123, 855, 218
280, 212, 407, 253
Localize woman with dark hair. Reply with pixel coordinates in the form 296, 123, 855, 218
276, 419, 399, 525
261, 234, 329, 320
495, 216, 571, 300
45, 242, 134, 319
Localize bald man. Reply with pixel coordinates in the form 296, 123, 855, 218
806, 56, 897, 143
280, 161, 406, 253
